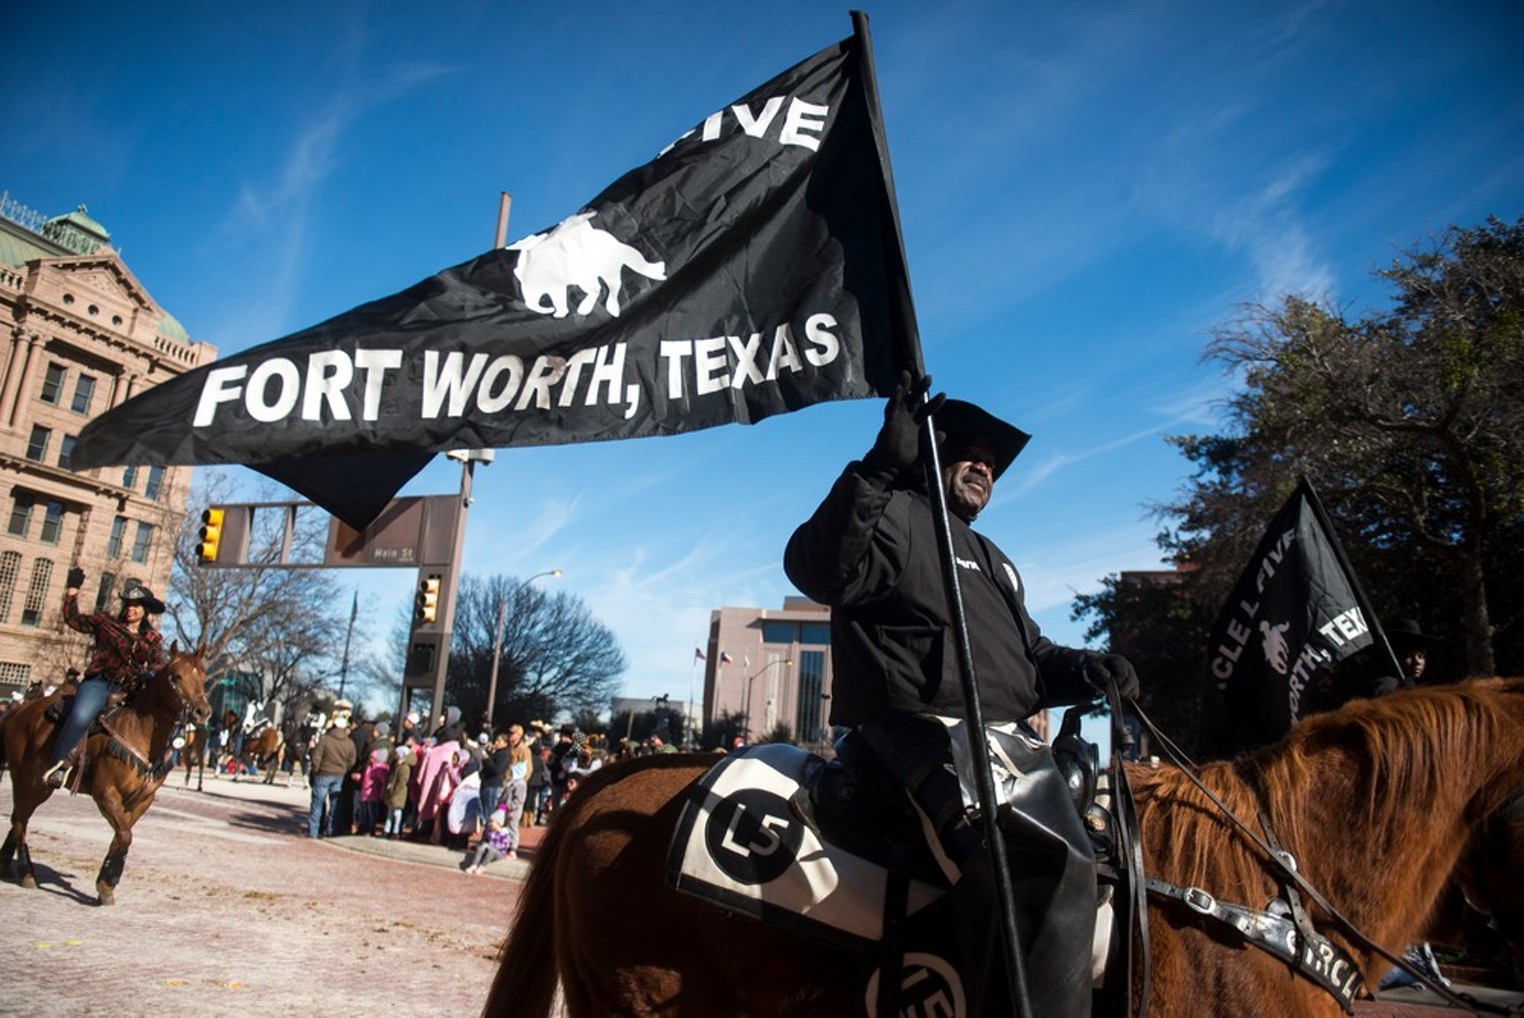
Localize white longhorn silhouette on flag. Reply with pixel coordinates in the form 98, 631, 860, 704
509, 211, 667, 319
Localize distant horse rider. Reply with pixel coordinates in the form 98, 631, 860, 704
41, 569, 167, 788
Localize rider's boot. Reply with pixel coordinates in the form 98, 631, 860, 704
42, 758, 69, 788
42, 743, 82, 789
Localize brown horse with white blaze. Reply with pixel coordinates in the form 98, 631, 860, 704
488, 679, 1524, 1016
1, 644, 211, 904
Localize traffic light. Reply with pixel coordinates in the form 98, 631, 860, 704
416, 574, 442, 624
197, 507, 225, 562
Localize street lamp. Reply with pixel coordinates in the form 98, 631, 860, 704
744, 658, 791, 741
485, 569, 563, 726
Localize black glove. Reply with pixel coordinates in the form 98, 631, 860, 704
1086, 653, 1140, 700
66, 567, 86, 589
862, 371, 945, 478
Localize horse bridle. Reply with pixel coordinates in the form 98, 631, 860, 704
89, 658, 204, 780
1124, 698, 1521, 1018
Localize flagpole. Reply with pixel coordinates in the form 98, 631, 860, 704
1298, 476, 1406, 681
338, 589, 358, 699
852, 12, 1031, 1015
688, 649, 700, 750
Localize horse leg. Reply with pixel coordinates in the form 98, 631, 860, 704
5, 775, 52, 889
93, 788, 141, 906
6, 816, 42, 889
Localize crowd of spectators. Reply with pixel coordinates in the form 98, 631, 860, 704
299, 706, 692, 874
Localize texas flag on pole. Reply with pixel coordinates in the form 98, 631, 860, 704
70, 16, 913, 530
694, 648, 706, 663
720, 651, 734, 665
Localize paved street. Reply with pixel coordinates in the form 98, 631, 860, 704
3, 770, 1518, 1016
1, 772, 537, 1015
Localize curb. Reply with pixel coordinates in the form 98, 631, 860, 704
159, 776, 543, 880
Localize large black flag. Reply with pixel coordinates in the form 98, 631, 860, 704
1209, 478, 1379, 749
72, 28, 907, 528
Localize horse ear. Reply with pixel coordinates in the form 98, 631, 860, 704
170, 639, 180, 655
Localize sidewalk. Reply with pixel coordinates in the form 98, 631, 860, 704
161, 770, 544, 880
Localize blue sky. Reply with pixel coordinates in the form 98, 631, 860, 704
5, 1, 1521, 708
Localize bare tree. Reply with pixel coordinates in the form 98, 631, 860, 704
167, 472, 353, 715
404, 572, 625, 730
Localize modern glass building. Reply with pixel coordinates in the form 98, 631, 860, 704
703, 595, 834, 745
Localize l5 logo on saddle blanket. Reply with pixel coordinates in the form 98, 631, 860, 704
665, 743, 944, 951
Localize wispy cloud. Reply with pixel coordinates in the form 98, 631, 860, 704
1018, 520, 1165, 617
995, 400, 1213, 505
208, 31, 459, 342
1210, 155, 1337, 301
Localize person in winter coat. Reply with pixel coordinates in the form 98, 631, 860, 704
477, 730, 510, 820
461, 807, 514, 874
307, 717, 358, 838
784, 375, 1140, 1017
358, 748, 390, 835
383, 745, 415, 838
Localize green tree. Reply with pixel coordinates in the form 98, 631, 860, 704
761, 721, 795, 745
1077, 217, 1524, 757
1071, 570, 1219, 754
700, 707, 749, 751
1161, 216, 1524, 677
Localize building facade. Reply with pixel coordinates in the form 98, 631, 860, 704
0, 195, 215, 696
703, 596, 834, 745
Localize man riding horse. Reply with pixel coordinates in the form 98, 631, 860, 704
784, 376, 1140, 1016
40, 569, 167, 789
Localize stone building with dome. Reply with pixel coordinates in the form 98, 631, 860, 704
0, 192, 216, 696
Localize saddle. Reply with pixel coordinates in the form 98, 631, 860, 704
791, 715, 1109, 880
667, 709, 1126, 1017
42, 686, 129, 725
788, 731, 950, 888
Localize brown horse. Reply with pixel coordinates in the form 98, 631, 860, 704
236, 725, 287, 786
0, 644, 211, 905
179, 723, 207, 786
488, 679, 1524, 1016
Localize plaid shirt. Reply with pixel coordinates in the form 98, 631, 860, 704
63, 592, 165, 690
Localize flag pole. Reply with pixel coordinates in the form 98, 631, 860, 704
851, 11, 1031, 1015
688, 649, 700, 749
1298, 476, 1406, 682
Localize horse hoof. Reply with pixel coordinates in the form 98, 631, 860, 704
96, 886, 115, 906
20, 874, 38, 890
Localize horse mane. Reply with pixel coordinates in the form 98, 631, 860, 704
1131, 680, 1524, 904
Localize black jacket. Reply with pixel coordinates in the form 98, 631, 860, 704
479, 746, 510, 788
785, 461, 1095, 726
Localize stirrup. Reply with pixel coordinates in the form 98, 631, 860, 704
43, 761, 70, 788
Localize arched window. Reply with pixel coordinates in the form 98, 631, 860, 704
21, 558, 54, 627
0, 550, 20, 624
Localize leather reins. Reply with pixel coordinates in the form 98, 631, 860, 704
1126, 700, 1521, 1017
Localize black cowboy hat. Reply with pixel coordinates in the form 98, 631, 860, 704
933, 399, 1032, 481
119, 581, 165, 614
1387, 618, 1433, 646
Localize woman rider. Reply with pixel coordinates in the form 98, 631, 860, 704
41, 568, 167, 788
